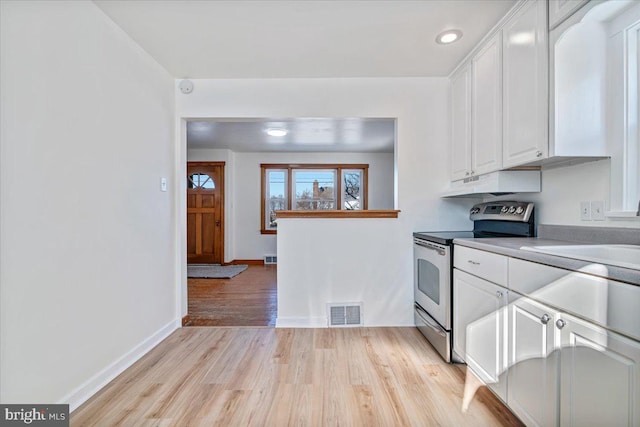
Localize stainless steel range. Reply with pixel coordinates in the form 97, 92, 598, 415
413, 201, 535, 363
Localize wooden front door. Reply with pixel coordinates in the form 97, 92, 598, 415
187, 162, 224, 264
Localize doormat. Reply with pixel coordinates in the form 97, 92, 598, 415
187, 264, 248, 279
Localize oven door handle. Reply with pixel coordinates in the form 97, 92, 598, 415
414, 240, 446, 255
415, 304, 446, 337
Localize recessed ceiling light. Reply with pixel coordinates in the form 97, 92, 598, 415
436, 29, 463, 45
266, 128, 288, 137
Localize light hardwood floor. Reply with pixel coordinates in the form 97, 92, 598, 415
186, 264, 277, 326
71, 327, 523, 426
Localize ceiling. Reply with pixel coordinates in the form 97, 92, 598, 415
95, 1, 514, 152
187, 118, 395, 152
94, 0, 515, 79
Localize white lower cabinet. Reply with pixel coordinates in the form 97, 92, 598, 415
507, 296, 640, 427
454, 251, 640, 426
453, 269, 507, 401
558, 313, 640, 427
508, 295, 559, 427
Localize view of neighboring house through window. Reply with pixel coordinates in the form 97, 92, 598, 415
293, 169, 336, 210
261, 164, 368, 233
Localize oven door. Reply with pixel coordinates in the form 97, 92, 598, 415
413, 238, 451, 330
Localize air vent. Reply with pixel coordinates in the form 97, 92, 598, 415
264, 255, 277, 265
327, 303, 363, 327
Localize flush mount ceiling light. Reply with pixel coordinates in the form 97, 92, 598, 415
266, 128, 288, 137
436, 29, 463, 45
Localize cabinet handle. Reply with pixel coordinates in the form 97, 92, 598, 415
465, 171, 470, 176
470, 170, 475, 175
496, 290, 503, 298
536, 150, 543, 158
540, 314, 550, 325
467, 260, 480, 265
555, 319, 566, 329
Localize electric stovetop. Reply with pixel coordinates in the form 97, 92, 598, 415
412, 231, 510, 245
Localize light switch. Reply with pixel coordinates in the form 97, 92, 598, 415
591, 200, 605, 220
161, 177, 167, 192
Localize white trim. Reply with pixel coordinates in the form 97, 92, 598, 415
605, 210, 640, 219
63, 319, 180, 412
276, 316, 327, 328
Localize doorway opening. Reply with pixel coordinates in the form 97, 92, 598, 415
185, 160, 277, 326
181, 117, 395, 327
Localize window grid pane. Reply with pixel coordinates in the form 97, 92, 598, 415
188, 173, 215, 189
342, 169, 363, 210
293, 169, 336, 210
266, 170, 287, 229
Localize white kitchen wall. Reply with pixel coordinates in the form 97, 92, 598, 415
0, 1, 176, 408
277, 218, 408, 327
487, 159, 640, 228
187, 149, 394, 261
176, 78, 475, 324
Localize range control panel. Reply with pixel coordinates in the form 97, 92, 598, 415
469, 201, 534, 222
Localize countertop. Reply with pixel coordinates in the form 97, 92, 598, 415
452, 237, 640, 286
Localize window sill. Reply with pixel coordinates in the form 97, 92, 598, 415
275, 210, 400, 219
605, 211, 640, 219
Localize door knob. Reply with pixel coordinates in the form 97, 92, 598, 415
215, 220, 221, 226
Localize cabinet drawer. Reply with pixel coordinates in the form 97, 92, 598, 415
509, 258, 568, 295
510, 258, 640, 341
454, 245, 508, 285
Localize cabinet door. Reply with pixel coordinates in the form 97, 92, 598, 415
559, 313, 640, 427
453, 269, 507, 401
450, 63, 472, 181
502, 0, 548, 168
508, 295, 559, 427
548, 0, 588, 30
472, 31, 503, 176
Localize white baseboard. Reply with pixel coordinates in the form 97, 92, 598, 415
275, 316, 327, 328
62, 318, 180, 412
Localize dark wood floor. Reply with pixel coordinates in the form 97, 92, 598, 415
186, 264, 277, 326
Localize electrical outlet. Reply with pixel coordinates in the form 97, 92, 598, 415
591, 200, 605, 220
580, 201, 591, 220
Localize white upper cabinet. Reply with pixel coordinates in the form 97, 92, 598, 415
502, 0, 548, 168
450, 64, 472, 181
472, 32, 503, 176
548, 0, 589, 30
448, 0, 548, 180
450, 32, 502, 182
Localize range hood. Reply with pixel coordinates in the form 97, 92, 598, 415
441, 170, 541, 198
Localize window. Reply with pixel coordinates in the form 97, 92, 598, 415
293, 169, 336, 210
261, 164, 369, 233
606, 5, 640, 215
265, 169, 287, 229
342, 169, 364, 210
188, 173, 215, 189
